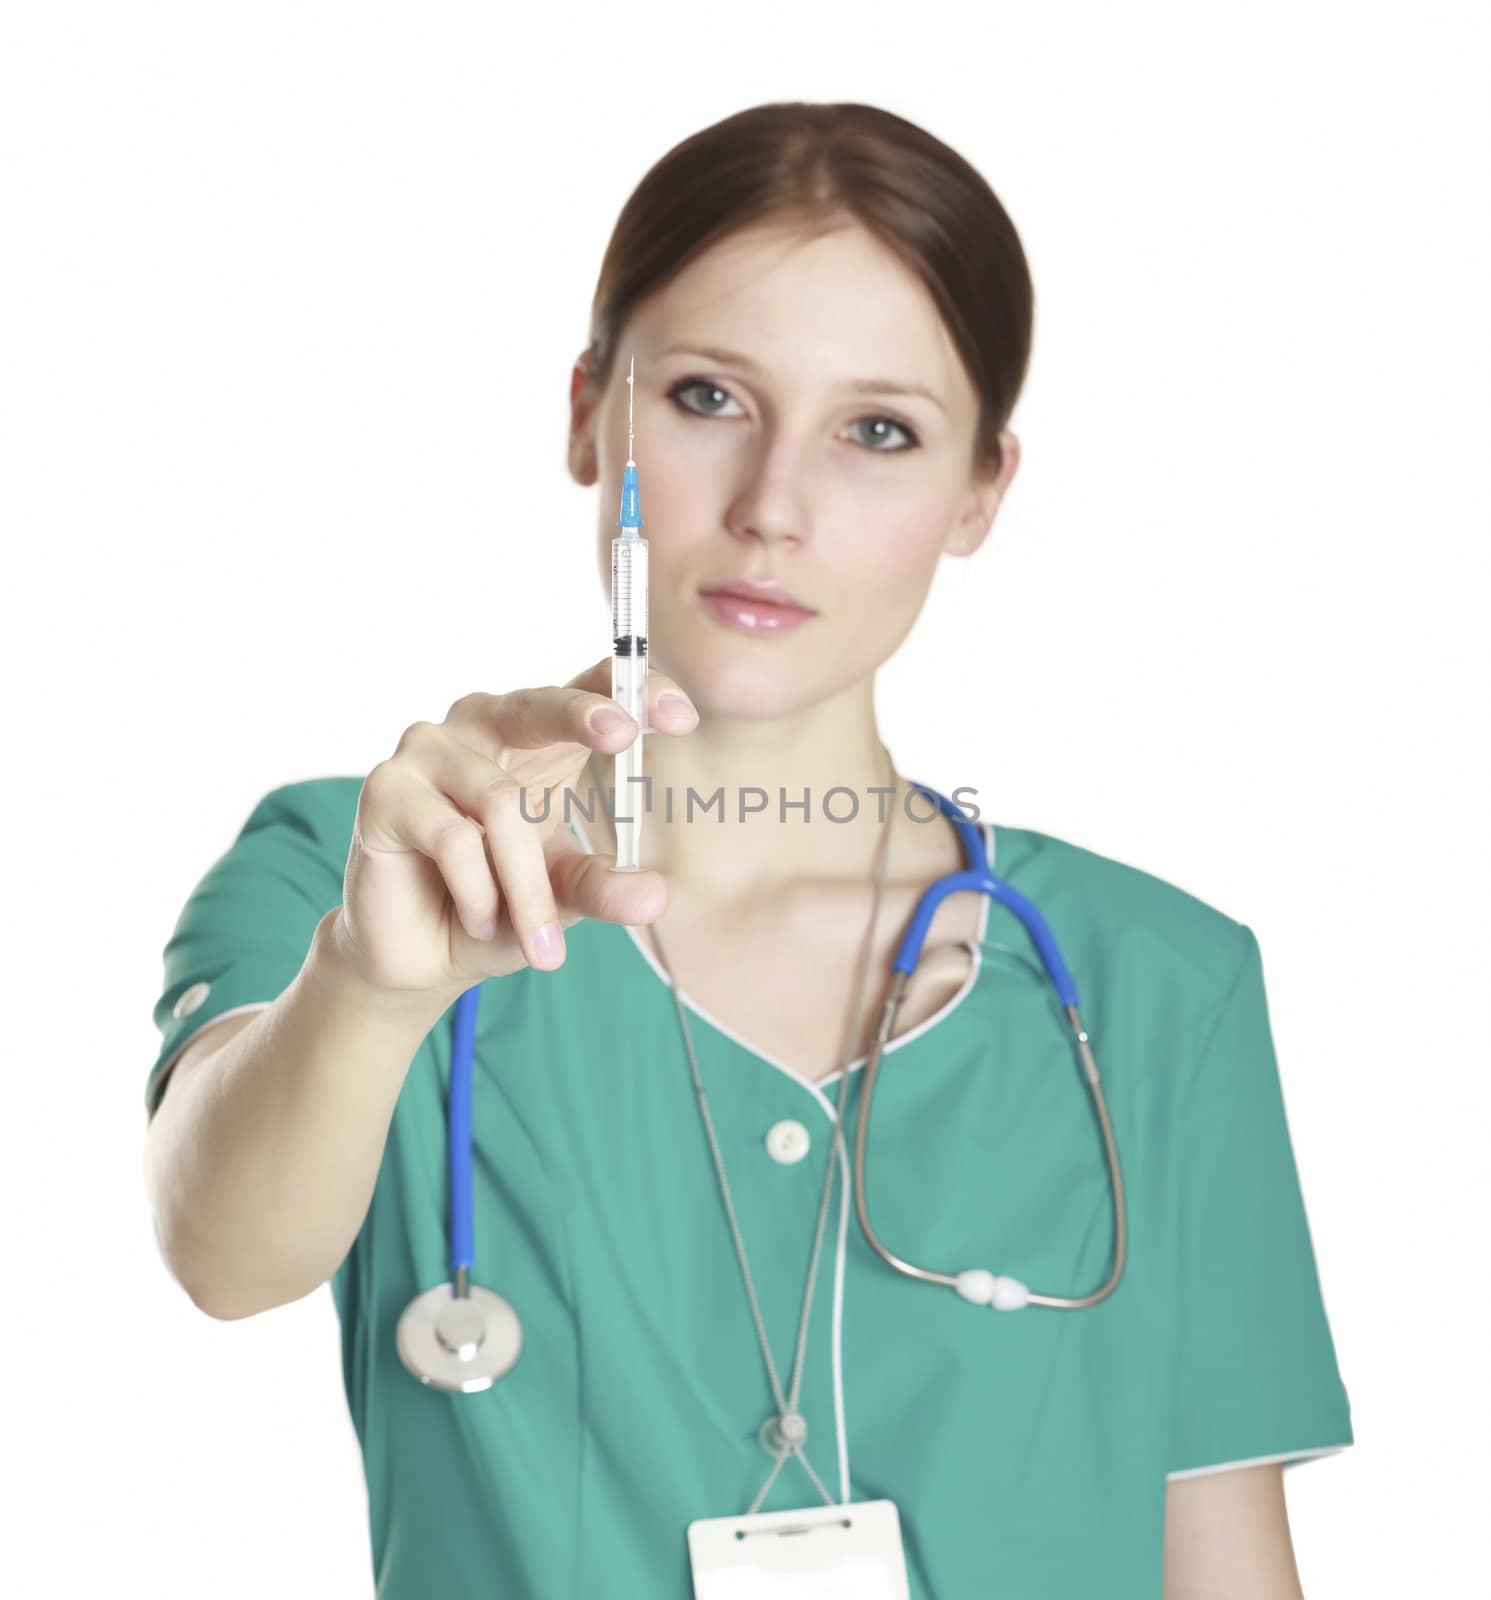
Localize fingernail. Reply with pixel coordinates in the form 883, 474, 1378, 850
589, 707, 630, 734
531, 920, 564, 967
658, 692, 696, 718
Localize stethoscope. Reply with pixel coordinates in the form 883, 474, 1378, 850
396, 785, 1129, 1393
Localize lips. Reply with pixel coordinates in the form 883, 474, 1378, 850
697, 579, 816, 614
697, 581, 818, 636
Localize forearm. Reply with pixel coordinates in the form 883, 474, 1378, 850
145, 907, 461, 1319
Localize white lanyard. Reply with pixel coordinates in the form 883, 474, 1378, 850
647, 767, 896, 1515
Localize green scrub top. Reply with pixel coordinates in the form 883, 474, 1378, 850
147, 778, 1354, 1598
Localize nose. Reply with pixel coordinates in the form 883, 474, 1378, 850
722, 435, 810, 550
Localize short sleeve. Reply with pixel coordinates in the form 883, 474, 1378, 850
145, 780, 352, 1119
1165, 924, 1355, 1479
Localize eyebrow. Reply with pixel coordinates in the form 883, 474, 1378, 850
655, 343, 947, 414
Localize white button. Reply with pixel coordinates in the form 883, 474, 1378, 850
173, 981, 211, 1020
765, 1120, 811, 1164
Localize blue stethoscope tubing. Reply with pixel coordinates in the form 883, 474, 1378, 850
891, 787, 1076, 1003
448, 975, 479, 1289
855, 783, 1128, 1311
438, 782, 1127, 1332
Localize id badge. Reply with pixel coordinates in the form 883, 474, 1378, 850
686, 1498, 910, 1598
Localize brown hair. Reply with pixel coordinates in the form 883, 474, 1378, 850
581, 101, 1034, 478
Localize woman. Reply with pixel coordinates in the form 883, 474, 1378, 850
143, 101, 1353, 1597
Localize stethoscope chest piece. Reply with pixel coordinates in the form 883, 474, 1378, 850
397, 1282, 523, 1394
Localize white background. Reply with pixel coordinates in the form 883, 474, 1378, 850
4, 2, 1487, 1593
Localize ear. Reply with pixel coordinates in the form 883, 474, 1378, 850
567, 351, 600, 487
945, 430, 1021, 557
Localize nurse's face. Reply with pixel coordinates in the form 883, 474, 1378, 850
567, 215, 1019, 719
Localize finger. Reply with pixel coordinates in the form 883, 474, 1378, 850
566, 655, 699, 723
445, 662, 699, 759
474, 774, 570, 970
362, 760, 501, 942
572, 663, 702, 740
570, 658, 699, 732
445, 674, 639, 759
411, 732, 566, 967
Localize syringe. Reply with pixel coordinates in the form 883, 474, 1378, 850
609, 354, 649, 871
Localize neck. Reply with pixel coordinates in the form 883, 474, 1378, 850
571, 689, 903, 902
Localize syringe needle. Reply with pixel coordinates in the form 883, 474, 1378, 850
626, 352, 635, 464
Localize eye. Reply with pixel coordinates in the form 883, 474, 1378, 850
849, 415, 919, 453
667, 377, 742, 418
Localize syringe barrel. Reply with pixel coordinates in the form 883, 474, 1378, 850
611, 535, 649, 643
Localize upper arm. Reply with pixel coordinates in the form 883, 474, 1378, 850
143, 779, 355, 1119
1162, 1463, 1304, 1600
